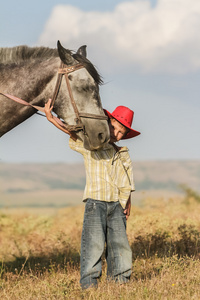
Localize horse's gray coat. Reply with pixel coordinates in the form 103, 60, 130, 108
0, 41, 110, 150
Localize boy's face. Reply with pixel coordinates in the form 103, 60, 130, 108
109, 118, 128, 143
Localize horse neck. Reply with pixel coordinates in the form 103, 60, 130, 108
0, 58, 60, 137
2, 58, 60, 104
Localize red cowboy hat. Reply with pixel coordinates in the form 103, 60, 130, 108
104, 106, 141, 139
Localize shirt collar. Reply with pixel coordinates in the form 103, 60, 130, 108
101, 142, 129, 152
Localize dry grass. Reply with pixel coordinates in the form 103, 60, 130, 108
0, 196, 200, 299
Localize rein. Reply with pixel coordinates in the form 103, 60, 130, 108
0, 60, 108, 133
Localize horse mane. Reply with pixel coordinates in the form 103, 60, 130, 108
0, 45, 103, 85
0, 46, 58, 65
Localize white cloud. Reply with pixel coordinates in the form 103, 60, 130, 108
38, 0, 200, 74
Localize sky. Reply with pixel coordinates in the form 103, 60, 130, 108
0, 0, 200, 163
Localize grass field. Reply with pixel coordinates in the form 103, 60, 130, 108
0, 194, 200, 299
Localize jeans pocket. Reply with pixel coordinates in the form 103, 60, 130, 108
118, 202, 125, 215
85, 199, 96, 215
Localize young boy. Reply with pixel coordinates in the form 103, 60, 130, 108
44, 99, 140, 289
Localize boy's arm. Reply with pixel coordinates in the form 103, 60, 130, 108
44, 99, 77, 140
124, 194, 131, 220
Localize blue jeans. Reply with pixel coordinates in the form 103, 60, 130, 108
80, 199, 132, 289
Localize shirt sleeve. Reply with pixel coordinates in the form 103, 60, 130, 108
69, 138, 89, 155
119, 149, 135, 192
129, 164, 135, 192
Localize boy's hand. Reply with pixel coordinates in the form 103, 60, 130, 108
124, 196, 131, 220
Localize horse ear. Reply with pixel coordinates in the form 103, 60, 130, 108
77, 45, 87, 58
57, 40, 74, 65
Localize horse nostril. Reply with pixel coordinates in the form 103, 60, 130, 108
98, 132, 105, 142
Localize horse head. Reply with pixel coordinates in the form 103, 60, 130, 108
54, 41, 110, 150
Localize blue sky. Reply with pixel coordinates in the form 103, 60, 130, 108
1, 0, 133, 47
0, 0, 200, 163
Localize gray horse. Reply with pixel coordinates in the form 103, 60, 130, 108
0, 41, 110, 150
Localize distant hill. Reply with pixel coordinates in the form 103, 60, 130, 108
133, 160, 200, 192
0, 160, 199, 193
0, 162, 86, 193
0, 160, 199, 208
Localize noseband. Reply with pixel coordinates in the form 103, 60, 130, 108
51, 62, 108, 133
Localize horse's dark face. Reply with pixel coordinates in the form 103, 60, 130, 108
54, 42, 110, 150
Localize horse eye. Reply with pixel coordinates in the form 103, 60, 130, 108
90, 85, 95, 92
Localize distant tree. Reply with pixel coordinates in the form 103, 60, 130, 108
179, 184, 200, 204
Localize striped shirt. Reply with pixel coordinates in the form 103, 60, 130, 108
69, 138, 135, 209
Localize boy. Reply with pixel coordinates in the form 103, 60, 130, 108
44, 99, 140, 289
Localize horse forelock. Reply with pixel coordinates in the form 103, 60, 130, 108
0, 46, 58, 65
73, 53, 103, 86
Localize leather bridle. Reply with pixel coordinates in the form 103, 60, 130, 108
50, 62, 108, 133
0, 60, 108, 133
